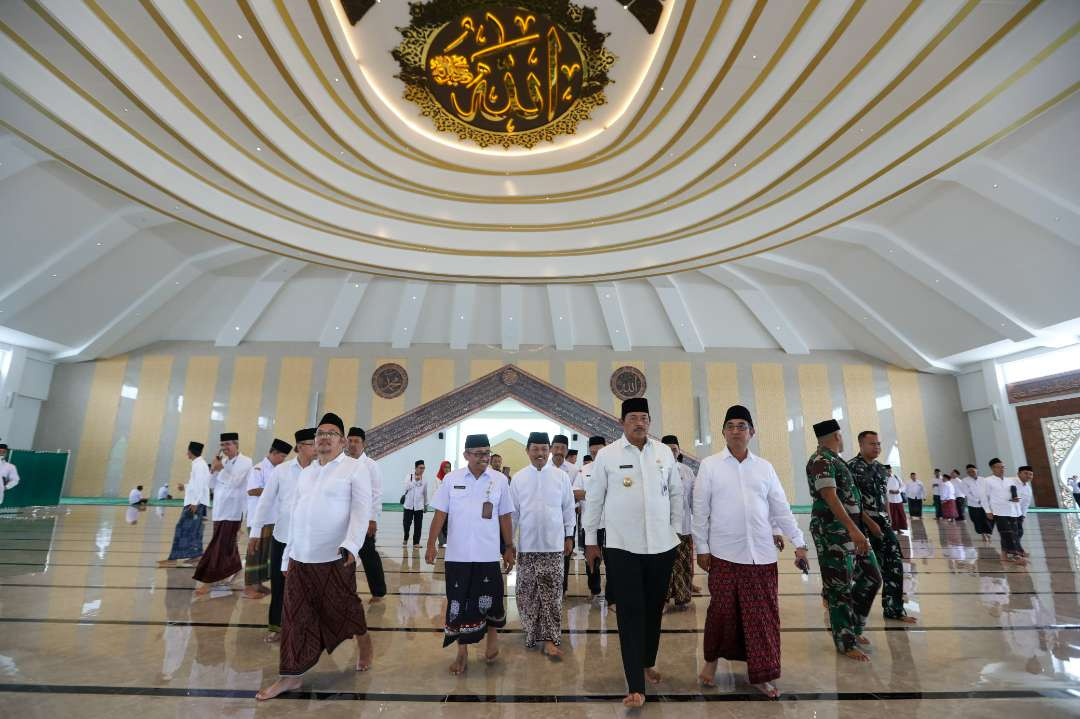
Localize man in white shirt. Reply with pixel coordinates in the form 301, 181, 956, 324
548, 434, 579, 592
193, 431, 252, 596
0, 444, 19, 506
425, 434, 516, 675
157, 485, 171, 501
402, 460, 428, 546
243, 438, 291, 599
576, 435, 610, 603
257, 413, 374, 700
951, 470, 967, 523
885, 465, 907, 532
1069, 475, 1080, 508
662, 435, 697, 611
584, 397, 682, 709
250, 427, 316, 641
984, 458, 1026, 565
963, 464, 993, 541
694, 405, 806, 698
905, 473, 925, 518
347, 427, 387, 603
931, 469, 943, 519
510, 432, 575, 658
160, 441, 210, 567
1017, 465, 1036, 556
128, 486, 147, 506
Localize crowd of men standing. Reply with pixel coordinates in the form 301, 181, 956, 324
152, 396, 1044, 707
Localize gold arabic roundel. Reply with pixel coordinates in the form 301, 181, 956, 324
394, 1, 615, 149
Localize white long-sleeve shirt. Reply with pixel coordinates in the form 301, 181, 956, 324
246, 457, 274, 529
985, 475, 1024, 518
692, 448, 805, 565
183, 457, 211, 507
210, 453, 252, 522
358, 453, 383, 522
128, 488, 143, 505
583, 435, 682, 555
283, 451, 371, 565
573, 464, 604, 529
402, 473, 427, 510
1019, 482, 1034, 516
963, 476, 986, 508
0, 459, 20, 504
251, 458, 304, 544
675, 462, 695, 535
886, 475, 904, 503
940, 480, 956, 502
432, 466, 514, 563
510, 464, 575, 553
905, 480, 925, 500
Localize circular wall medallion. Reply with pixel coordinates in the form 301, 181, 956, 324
393, 1, 615, 149
371, 363, 409, 399
610, 366, 646, 401
500, 367, 520, 385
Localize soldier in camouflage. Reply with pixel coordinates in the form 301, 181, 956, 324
847, 431, 917, 625
806, 419, 881, 661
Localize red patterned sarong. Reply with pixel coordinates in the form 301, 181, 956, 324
942, 499, 959, 519
888, 502, 908, 531
279, 558, 367, 676
703, 558, 780, 684
192, 520, 242, 584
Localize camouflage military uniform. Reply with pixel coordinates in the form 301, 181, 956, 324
848, 455, 907, 620
807, 447, 882, 653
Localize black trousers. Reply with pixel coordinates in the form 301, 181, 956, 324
360, 533, 386, 597
269, 536, 286, 631
585, 528, 607, 596
994, 516, 1021, 554
1017, 516, 1026, 552
968, 505, 991, 534
932, 495, 942, 519
403, 509, 423, 545
605, 546, 677, 695
955, 497, 966, 521
1073, 492, 1080, 507
907, 498, 922, 517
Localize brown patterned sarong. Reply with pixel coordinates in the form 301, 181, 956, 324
888, 502, 908, 531
442, 561, 505, 647
704, 558, 781, 684
516, 552, 563, 647
192, 520, 242, 584
666, 533, 694, 605
244, 524, 273, 586
279, 558, 368, 676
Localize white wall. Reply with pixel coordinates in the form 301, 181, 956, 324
0, 345, 54, 448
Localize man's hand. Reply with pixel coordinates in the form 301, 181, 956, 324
850, 528, 871, 556
696, 553, 711, 573
367, 521, 377, 538
341, 549, 356, 567
211, 456, 223, 472
564, 538, 574, 557
794, 546, 809, 572
986, 512, 994, 521
282, 558, 291, 575
585, 544, 602, 573
247, 537, 260, 554
186, 505, 198, 515
773, 535, 785, 552
502, 545, 517, 573
425, 544, 437, 565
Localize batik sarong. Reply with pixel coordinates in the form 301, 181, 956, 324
665, 533, 694, 605
167, 505, 205, 560
703, 559, 781, 684
244, 524, 274, 586
192, 520, 242, 584
516, 552, 563, 647
442, 561, 505, 647
279, 557, 368, 676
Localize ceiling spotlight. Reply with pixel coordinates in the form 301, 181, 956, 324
559, 316, 564, 320
236, 33, 243, 39
354, 282, 360, 287
751, 54, 757, 59
605, 293, 611, 299
508, 316, 513, 321
51, 274, 58, 278
255, 146, 262, 152
96, 242, 103, 246
411, 295, 416, 300
459, 314, 464, 320
122, 107, 129, 112
175, 281, 180, 285
234, 326, 240, 331
992, 183, 998, 188
335, 326, 340, 330
334, 77, 340, 82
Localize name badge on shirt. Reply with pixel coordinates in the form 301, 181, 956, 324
619, 464, 633, 469
453, 485, 466, 489
482, 501, 493, 519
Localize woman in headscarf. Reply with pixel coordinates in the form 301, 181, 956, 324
436, 461, 452, 547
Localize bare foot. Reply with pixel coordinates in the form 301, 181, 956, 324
622, 693, 646, 708
241, 588, 265, 599
855, 635, 872, 651
193, 585, 210, 598
449, 648, 468, 675
691, 584, 702, 594
355, 633, 373, 671
698, 660, 717, 687
644, 667, 662, 684
369, 596, 385, 604
157, 559, 176, 567
264, 631, 280, 643
541, 642, 563, 659
484, 627, 499, 663
842, 648, 871, 662
897, 615, 918, 625
752, 682, 781, 698
255, 675, 302, 700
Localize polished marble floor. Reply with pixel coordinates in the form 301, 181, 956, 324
1, 506, 1079, 718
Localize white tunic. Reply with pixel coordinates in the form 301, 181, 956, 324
183, 457, 211, 507
984, 475, 1024, 518
251, 457, 304, 544
940, 480, 956, 502
952, 477, 967, 499
358, 452, 383, 522
675, 462, 695, 535
1018, 482, 1034, 516
128, 488, 142, 505
246, 457, 274, 529
402, 472, 427, 510
157, 486, 170, 500
692, 448, 804, 565
963, 476, 986, 508
431, 466, 514, 563
886, 475, 904, 503
283, 451, 372, 564
573, 463, 604, 529
582, 435, 682, 555
0, 459, 20, 504
210, 453, 252, 522
509, 464, 575, 554
905, 479, 925, 500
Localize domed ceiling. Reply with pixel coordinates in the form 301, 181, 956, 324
0, 0, 1078, 369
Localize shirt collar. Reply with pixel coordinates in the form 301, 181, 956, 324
719, 446, 756, 464
318, 450, 346, 468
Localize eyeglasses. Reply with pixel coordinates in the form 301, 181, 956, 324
296, 441, 315, 447
724, 422, 751, 432
315, 430, 342, 439
466, 450, 491, 459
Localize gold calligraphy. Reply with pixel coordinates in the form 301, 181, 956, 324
424, 8, 585, 136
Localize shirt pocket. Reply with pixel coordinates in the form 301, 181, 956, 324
325, 472, 353, 501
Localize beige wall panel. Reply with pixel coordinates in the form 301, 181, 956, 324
226, 356, 266, 456
706, 362, 739, 449
371, 358, 407, 426
420, 358, 456, 404
752, 363, 795, 499
516, 360, 550, 383
843, 364, 879, 439
659, 362, 694, 447
122, 356, 174, 488
797, 364, 832, 453
470, 359, 504, 381
324, 358, 360, 425
71, 356, 128, 496
171, 356, 219, 484
273, 357, 313, 437
888, 367, 933, 484
564, 361, 599, 409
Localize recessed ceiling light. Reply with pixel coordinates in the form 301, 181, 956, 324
354, 283, 360, 287
1054, 216, 1060, 221
334, 77, 340, 82
558, 316, 564, 320
403, 327, 408, 331
411, 295, 416, 300
508, 317, 513, 321
51, 274, 57, 278
615, 329, 621, 333
236, 33, 243, 39
605, 293, 611, 299
255, 146, 262, 152
234, 326, 240, 331
992, 183, 998, 188
459, 314, 464, 320
175, 281, 180, 285
96, 242, 103, 246
751, 54, 757, 59
122, 107, 129, 112
335, 326, 340, 330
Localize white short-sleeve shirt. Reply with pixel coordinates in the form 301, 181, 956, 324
432, 466, 514, 563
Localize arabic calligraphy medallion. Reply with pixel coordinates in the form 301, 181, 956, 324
394, 1, 615, 149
